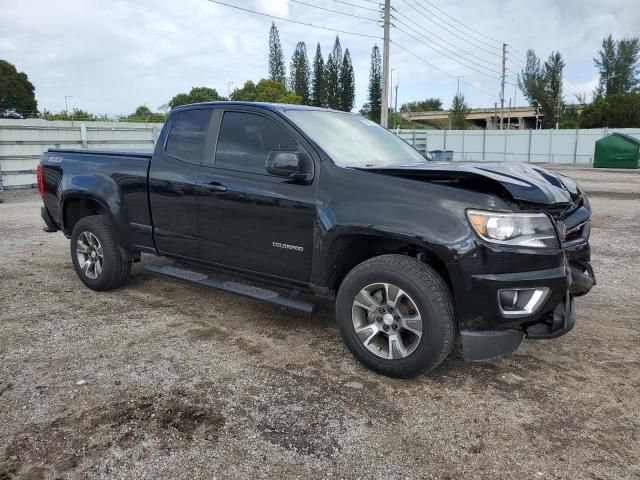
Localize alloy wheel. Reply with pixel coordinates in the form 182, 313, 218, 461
351, 282, 423, 360
76, 231, 104, 280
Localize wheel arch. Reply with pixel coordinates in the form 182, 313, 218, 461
62, 195, 110, 235
316, 232, 455, 297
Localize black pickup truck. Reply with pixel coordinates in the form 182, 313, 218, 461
38, 102, 595, 377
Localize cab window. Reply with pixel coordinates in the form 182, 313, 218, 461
215, 111, 300, 175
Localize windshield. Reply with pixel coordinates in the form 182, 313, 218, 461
284, 109, 429, 168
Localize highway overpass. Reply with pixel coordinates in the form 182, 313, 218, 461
403, 106, 540, 129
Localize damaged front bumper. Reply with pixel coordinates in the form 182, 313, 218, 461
458, 234, 595, 362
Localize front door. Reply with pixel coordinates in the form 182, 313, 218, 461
196, 108, 316, 283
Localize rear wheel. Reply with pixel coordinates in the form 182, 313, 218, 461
70, 215, 132, 291
336, 254, 454, 378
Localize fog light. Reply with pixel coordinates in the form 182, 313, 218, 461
498, 288, 549, 317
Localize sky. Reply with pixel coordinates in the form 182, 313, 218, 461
1, 0, 638, 116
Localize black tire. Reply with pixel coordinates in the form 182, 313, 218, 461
70, 215, 132, 291
336, 254, 455, 378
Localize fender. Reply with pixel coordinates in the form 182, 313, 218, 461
60, 174, 132, 249
310, 161, 512, 294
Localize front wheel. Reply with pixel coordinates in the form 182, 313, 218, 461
336, 255, 455, 378
70, 215, 132, 291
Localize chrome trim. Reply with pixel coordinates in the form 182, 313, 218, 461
566, 220, 589, 236
498, 287, 550, 317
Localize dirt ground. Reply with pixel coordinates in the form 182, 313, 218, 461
1, 166, 638, 479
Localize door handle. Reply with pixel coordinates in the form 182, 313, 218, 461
201, 182, 227, 192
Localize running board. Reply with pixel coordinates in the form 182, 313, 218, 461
145, 265, 316, 314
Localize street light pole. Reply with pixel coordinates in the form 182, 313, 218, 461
456, 76, 464, 96
227, 82, 234, 99
390, 68, 395, 118
394, 71, 399, 115
64, 96, 73, 115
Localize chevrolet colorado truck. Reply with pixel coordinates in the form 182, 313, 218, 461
38, 102, 595, 377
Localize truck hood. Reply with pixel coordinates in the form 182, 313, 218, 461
357, 162, 582, 206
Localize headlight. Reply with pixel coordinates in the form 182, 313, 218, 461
467, 210, 559, 248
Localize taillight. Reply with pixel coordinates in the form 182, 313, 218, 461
37, 164, 44, 197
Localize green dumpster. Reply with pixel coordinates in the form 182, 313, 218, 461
594, 133, 640, 169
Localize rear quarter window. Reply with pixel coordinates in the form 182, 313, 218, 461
165, 110, 211, 165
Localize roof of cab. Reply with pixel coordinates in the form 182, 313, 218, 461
172, 101, 351, 114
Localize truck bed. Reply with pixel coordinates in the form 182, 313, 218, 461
40, 148, 154, 252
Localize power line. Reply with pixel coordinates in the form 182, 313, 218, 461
203, 0, 382, 39
391, 40, 498, 99
393, 24, 502, 79
562, 80, 587, 99
330, 0, 379, 12
414, 0, 503, 45
395, 0, 502, 59
404, 0, 502, 52
507, 59, 525, 72
508, 44, 529, 58
289, 0, 378, 22
394, 0, 500, 61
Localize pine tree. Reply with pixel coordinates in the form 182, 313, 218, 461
595, 35, 640, 97
338, 49, 355, 111
311, 43, 326, 107
449, 93, 470, 129
268, 22, 286, 86
594, 35, 616, 97
543, 51, 565, 128
325, 54, 339, 109
325, 36, 343, 109
367, 45, 382, 123
518, 49, 566, 128
289, 42, 311, 105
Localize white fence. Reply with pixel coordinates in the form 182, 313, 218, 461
1, 118, 639, 189
397, 128, 640, 164
0, 119, 162, 189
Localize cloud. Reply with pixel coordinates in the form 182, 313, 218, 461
255, 0, 290, 17
0, 0, 636, 114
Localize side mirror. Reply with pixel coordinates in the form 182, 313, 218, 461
266, 150, 310, 181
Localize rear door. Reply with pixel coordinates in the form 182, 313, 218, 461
149, 108, 213, 259
196, 107, 317, 283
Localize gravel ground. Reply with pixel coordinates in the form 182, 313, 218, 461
1, 167, 639, 479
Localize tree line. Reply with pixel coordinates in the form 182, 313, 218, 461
518, 35, 639, 129
2, 30, 637, 129
259, 22, 356, 111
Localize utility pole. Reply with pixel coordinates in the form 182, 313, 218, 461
500, 43, 506, 130
64, 96, 72, 115
457, 76, 463, 96
227, 82, 234, 99
381, 0, 391, 128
